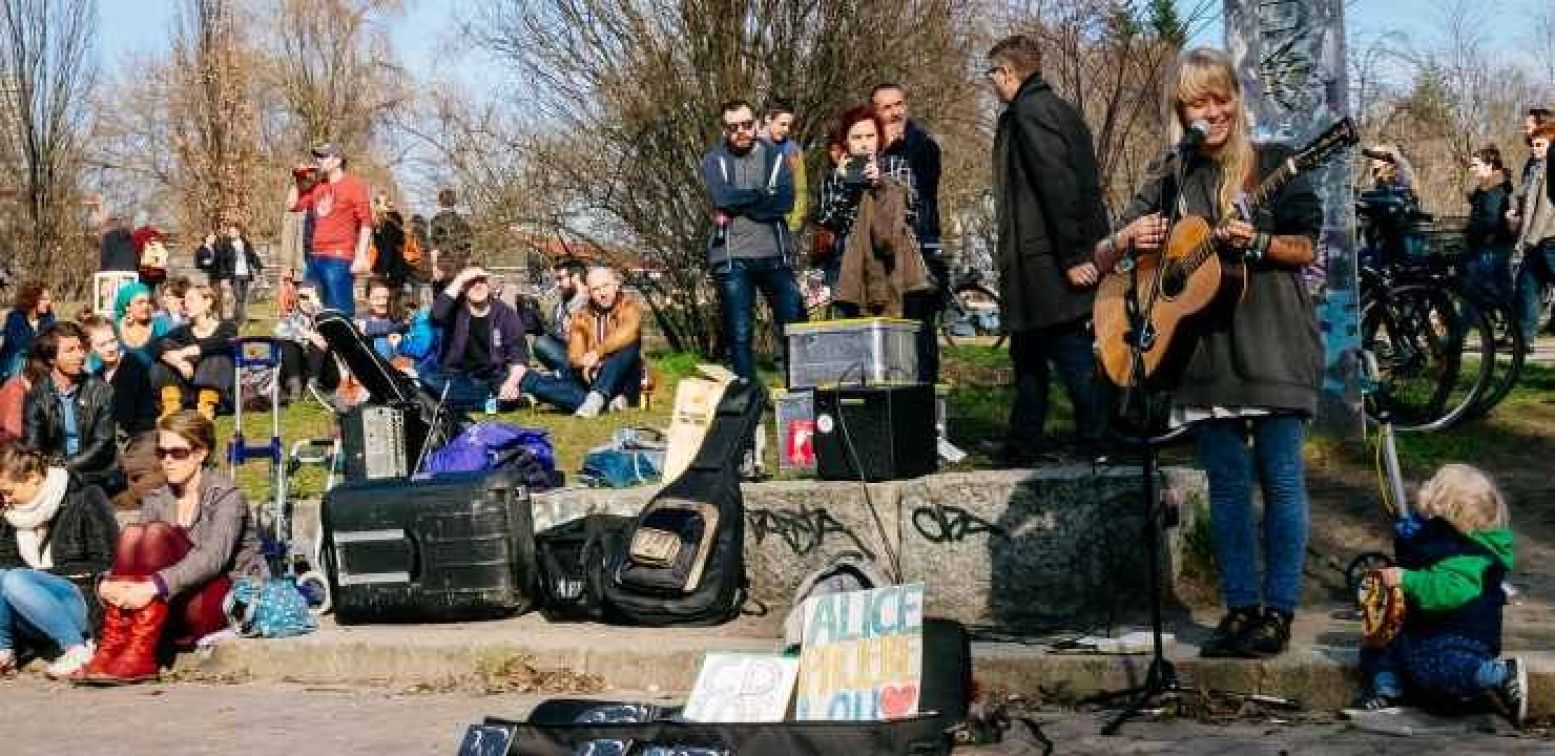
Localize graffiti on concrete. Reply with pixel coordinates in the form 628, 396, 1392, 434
910, 504, 1007, 544
747, 505, 875, 560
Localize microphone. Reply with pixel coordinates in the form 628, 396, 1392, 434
1178, 120, 1211, 155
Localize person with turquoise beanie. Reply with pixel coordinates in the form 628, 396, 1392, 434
112, 283, 170, 369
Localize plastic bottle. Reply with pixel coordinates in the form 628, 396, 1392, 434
484, 393, 498, 415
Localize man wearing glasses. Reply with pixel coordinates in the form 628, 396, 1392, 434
702, 99, 806, 381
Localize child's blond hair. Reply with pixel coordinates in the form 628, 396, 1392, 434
1416, 464, 1509, 533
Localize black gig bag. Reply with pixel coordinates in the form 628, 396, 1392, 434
603, 379, 766, 627
534, 514, 634, 622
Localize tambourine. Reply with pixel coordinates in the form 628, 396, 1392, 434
1358, 570, 1406, 648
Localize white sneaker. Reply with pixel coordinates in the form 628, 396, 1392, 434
607, 395, 630, 413
45, 642, 93, 679
574, 392, 606, 418
0, 648, 15, 675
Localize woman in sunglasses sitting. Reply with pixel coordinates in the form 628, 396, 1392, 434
76, 411, 260, 685
0, 444, 119, 679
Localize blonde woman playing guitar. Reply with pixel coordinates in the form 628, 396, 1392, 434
1094, 48, 1326, 661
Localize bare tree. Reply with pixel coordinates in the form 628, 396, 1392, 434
265, 0, 406, 157
0, 0, 98, 295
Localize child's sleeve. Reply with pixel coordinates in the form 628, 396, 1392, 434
1401, 555, 1493, 612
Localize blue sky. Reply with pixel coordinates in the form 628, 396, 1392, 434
99, 0, 1539, 85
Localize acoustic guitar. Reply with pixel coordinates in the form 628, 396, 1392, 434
1095, 118, 1358, 388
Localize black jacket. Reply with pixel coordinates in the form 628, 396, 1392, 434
994, 75, 1111, 331
1466, 180, 1515, 248
373, 210, 411, 284
104, 357, 157, 437
1117, 145, 1324, 414
22, 374, 119, 486
216, 237, 263, 281
0, 472, 119, 580
100, 228, 138, 272
880, 120, 942, 253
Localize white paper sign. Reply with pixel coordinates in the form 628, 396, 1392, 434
682, 653, 800, 723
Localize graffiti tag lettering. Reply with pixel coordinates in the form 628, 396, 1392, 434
911, 505, 1006, 544
747, 505, 875, 560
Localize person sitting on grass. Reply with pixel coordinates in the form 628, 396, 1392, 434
156, 277, 191, 329
150, 283, 236, 420
112, 283, 171, 370
0, 356, 44, 445
76, 411, 260, 686
0, 444, 119, 680
274, 281, 338, 404
422, 265, 532, 412
22, 323, 119, 490
560, 266, 644, 417
357, 277, 431, 372
82, 315, 156, 441
1358, 464, 1527, 725
0, 282, 56, 382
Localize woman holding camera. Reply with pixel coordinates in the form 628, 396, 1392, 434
812, 105, 931, 317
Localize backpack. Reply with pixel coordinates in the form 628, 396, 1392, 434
224, 576, 317, 639
419, 421, 561, 491
535, 514, 635, 622
603, 378, 765, 627
782, 557, 890, 647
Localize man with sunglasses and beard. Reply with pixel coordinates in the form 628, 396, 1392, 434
702, 99, 806, 381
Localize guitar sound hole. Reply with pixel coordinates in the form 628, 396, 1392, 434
1160, 270, 1186, 298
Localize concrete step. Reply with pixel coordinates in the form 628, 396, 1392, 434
175, 612, 1555, 717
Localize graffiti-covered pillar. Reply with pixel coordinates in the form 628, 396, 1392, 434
1225, 0, 1361, 433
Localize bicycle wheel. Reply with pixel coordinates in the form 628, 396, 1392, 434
1361, 282, 1493, 432
941, 283, 1005, 349
1461, 298, 1525, 420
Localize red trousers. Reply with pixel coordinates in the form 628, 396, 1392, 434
112, 522, 231, 647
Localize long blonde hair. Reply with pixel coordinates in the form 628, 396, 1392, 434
1416, 464, 1510, 534
1166, 48, 1255, 220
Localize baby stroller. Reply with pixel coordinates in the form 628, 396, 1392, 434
227, 337, 332, 612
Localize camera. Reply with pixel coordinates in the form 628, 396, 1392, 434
842, 156, 869, 187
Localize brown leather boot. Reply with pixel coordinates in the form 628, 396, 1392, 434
75, 600, 168, 686
159, 386, 183, 419
197, 389, 220, 420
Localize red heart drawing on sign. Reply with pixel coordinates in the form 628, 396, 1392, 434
879, 684, 919, 719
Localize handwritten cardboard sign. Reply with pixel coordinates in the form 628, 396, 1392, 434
682, 653, 800, 723
795, 583, 925, 721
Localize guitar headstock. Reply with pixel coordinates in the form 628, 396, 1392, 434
1293, 118, 1359, 173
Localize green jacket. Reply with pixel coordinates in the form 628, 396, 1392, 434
1401, 527, 1514, 612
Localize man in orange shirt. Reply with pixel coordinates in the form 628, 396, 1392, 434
286, 143, 373, 316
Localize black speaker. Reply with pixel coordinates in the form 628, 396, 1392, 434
813, 383, 937, 482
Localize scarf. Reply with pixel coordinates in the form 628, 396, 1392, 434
5, 467, 68, 569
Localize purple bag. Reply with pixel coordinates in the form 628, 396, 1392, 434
419, 422, 561, 490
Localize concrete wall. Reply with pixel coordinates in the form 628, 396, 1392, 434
527, 467, 1208, 633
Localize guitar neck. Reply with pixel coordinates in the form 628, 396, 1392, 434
1180, 158, 1299, 272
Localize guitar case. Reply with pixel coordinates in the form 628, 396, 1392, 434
603, 378, 766, 627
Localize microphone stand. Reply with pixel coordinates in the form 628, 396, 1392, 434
1086, 147, 1208, 736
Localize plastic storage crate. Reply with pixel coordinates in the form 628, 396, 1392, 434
785, 318, 920, 389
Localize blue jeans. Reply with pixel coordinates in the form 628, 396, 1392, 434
0, 569, 91, 650
713, 257, 806, 381
533, 334, 570, 373
1006, 320, 1107, 450
420, 366, 507, 412
306, 254, 356, 317
1461, 244, 1513, 307
1195, 415, 1310, 615
521, 344, 643, 413
1515, 242, 1555, 344
1363, 633, 1504, 701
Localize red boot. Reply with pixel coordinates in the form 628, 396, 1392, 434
75, 600, 168, 686
75, 604, 132, 683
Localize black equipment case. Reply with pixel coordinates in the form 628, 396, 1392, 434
313, 309, 464, 479
322, 469, 537, 624
814, 383, 937, 482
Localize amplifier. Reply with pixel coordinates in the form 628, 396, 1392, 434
813, 383, 937, 482
340, 405, 429, 481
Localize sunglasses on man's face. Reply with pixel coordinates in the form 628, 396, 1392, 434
155, 446, 197, 461
723, 120, 756, 133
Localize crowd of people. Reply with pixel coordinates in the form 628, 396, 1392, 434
0, 36, 1535, 722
